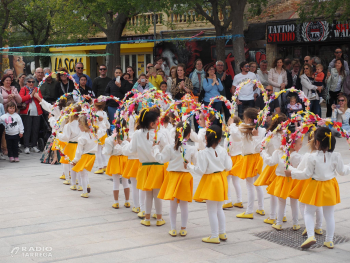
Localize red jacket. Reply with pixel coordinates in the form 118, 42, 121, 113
19, 87, 43, 115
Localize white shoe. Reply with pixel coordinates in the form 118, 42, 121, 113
319, 97, 324, 104
32, 147, 40, 153
24, 147, 30, 154
0, 153, 5, 160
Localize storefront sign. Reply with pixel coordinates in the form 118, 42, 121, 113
267, 20, 350, 43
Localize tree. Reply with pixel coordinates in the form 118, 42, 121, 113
0, 0, 15, 74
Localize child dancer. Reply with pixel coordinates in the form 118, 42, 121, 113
255, 113, 288, 224
103, 119, 130, 209
0, 102, 24, 162
190, 112, 207, 151
286, 127, 350, 249
223, 116, 243, 209
152, 121, 197, 237
58, 104, 82, 187
123, 108, 167, 227
71, 115, 98, 198
186, 125, 232, 243
231, 108, 266, 219
261, 138, 302, 231
94, 101, 110, 174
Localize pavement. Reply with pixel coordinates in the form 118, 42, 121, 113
1, 119, 350, 262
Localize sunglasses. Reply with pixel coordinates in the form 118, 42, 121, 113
27, 81, 35, 83
338, 99, 345, 102
244, 65, 250, 68
335, 51, 342, 54
304, 68, 309, 70
76, 67, 83, 70
99, 68, 107, 71
266, 89, 273, 92
304, 60, 309, 62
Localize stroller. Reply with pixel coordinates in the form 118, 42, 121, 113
38, 113, 52, 152
281, 91, 304, 133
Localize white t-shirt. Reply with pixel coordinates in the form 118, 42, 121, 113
232, 72, 257, 101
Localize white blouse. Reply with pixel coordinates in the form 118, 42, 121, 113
190, 128, 206, 151
224, 123, 242, 156
265, 133, 282, 155
230, 124, 266, 155
122, 128, 168, 163
96, 110, 110, 139
40, 99, 64, 130
57, 120, 82, 142
261, 150, 301, 177
102, 136, 127, 156
187, 146, 232, 175
290, 151, 350, 181
152, 143, 197, 172
72, 132, 98, 163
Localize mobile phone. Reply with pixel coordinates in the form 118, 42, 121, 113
141, 79, 145, 83
336, 104, 340, 109
116, 76, 120, 83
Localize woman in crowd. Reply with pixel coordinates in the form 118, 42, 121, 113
167, 66, 177, 93
268, 58, 288, 105
190, 59, 206, 99
19, 75, 43, 154
126, 66, 137, 85
0, 74, 22, 110
331, 94, 350, 133
300, 64, 322, 116
326, 58, 346, 117
55, 67, 75, 98
291, 59, 301, 87
75, 75, 95, 98
170, 64, 193, 100
17, 73, 26, 89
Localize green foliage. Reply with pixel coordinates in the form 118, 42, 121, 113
299, 0, 350, 22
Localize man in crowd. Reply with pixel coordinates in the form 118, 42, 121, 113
329, 47, 350, 75
4, 69, 20, 92
257, 60, 269, 88
232, 61, 257, 119
284, 58, 293, 89
34, 67, 44, 87
304, 56, 314, 72
255, 84, 280, 126
72, 62, 92, 88
40, 68, 57, 104
146, 63, 163, 89
215, 60, 232, 122
92, 64, 112, 97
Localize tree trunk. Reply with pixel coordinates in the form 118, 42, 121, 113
228, 0, 247, 73
215, 34, 226, 63
34, 46, 41, 68
0, 36, 3, 75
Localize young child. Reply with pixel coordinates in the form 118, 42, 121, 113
312, 64, 324, 101
103, 119, 130, 209
0, 102, 24, 162
57, 104, 82, 187
222, 116, 243, 209
190, 112, 207, 151
159, 81, 172, 111
286, 127, 350, 249
261, 138, 302, 231
186, 125, 232, 244
287, 96, 303, 118
152, 121, 197, 237
123, 108, 167, 227
230, 108, 266, 219
71, 115, 98, 198
94, 101, 110, 174
254, 113, 288, 225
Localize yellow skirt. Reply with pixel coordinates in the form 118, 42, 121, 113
136, 163, 165, 191
254, 165, 278, 186
72, 154, 96, 172
289, 178, 311, 199
98, 134, 108, 145
123, 159, 142, 179
267, 176, 299, 199
106, 155, 128, 176
299, 177, 340, 207
158, 171, 193, 202
60, 142, 78, 164
51, 138, 67, 151
234, 153, 263, 180
229, 155, 243, 176
193, 172, 228, 202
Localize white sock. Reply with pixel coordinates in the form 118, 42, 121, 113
277, 197, 286, 225
206, 200, 225, 238
226, 175, 232, 204
130, 178, 140, 207
140, 190, 146, 212
290, 198, 299, 225
232, 175, 242, 203
269, 195, 278, 219
305, 204, 317, 238
315, 206, 323, 229
323, 205, 335, 242
170, 199, 178, 230
80, 170, 88, 194
153, 189, 162, 218
179, 200, 188, 228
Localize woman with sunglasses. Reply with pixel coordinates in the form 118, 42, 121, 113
300, 64, 322, 116
331, 95, 350, 133
19, 75, 43, 154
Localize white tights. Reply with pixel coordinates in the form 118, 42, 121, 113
80, 169, 89, 194
277, 197, 298, 225
62, 163, 70, 179
145, 189, 162, 219
112, 174, 129, 190
246, 175, 264, 214
226, 175, 242, 204
130, 178, 140, 208
96, 145, 107, 168
299, 202, 323, 229
169, 198, 188, 230
139, 190, 146, 212
69, 164, 78, 185
206, 200, 225, 238
305, 205, 334, 242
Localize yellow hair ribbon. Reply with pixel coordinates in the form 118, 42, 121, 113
272, 114, 279, 121
207, 129, 217, 138
322, 132, 332, 149
141, 109, 149, 122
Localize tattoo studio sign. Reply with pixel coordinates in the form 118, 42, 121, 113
267, 20, 350, 43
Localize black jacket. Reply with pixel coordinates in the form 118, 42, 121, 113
55, 79, 75, 98
286, 70, 293, 89
105, 78, 133, 107
78, 85, 95, 97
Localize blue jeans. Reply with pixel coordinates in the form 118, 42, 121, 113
203, 101, 223, 126
309, 100, 321, 117
238, 100, 255, 119
107, 106, 119, 125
